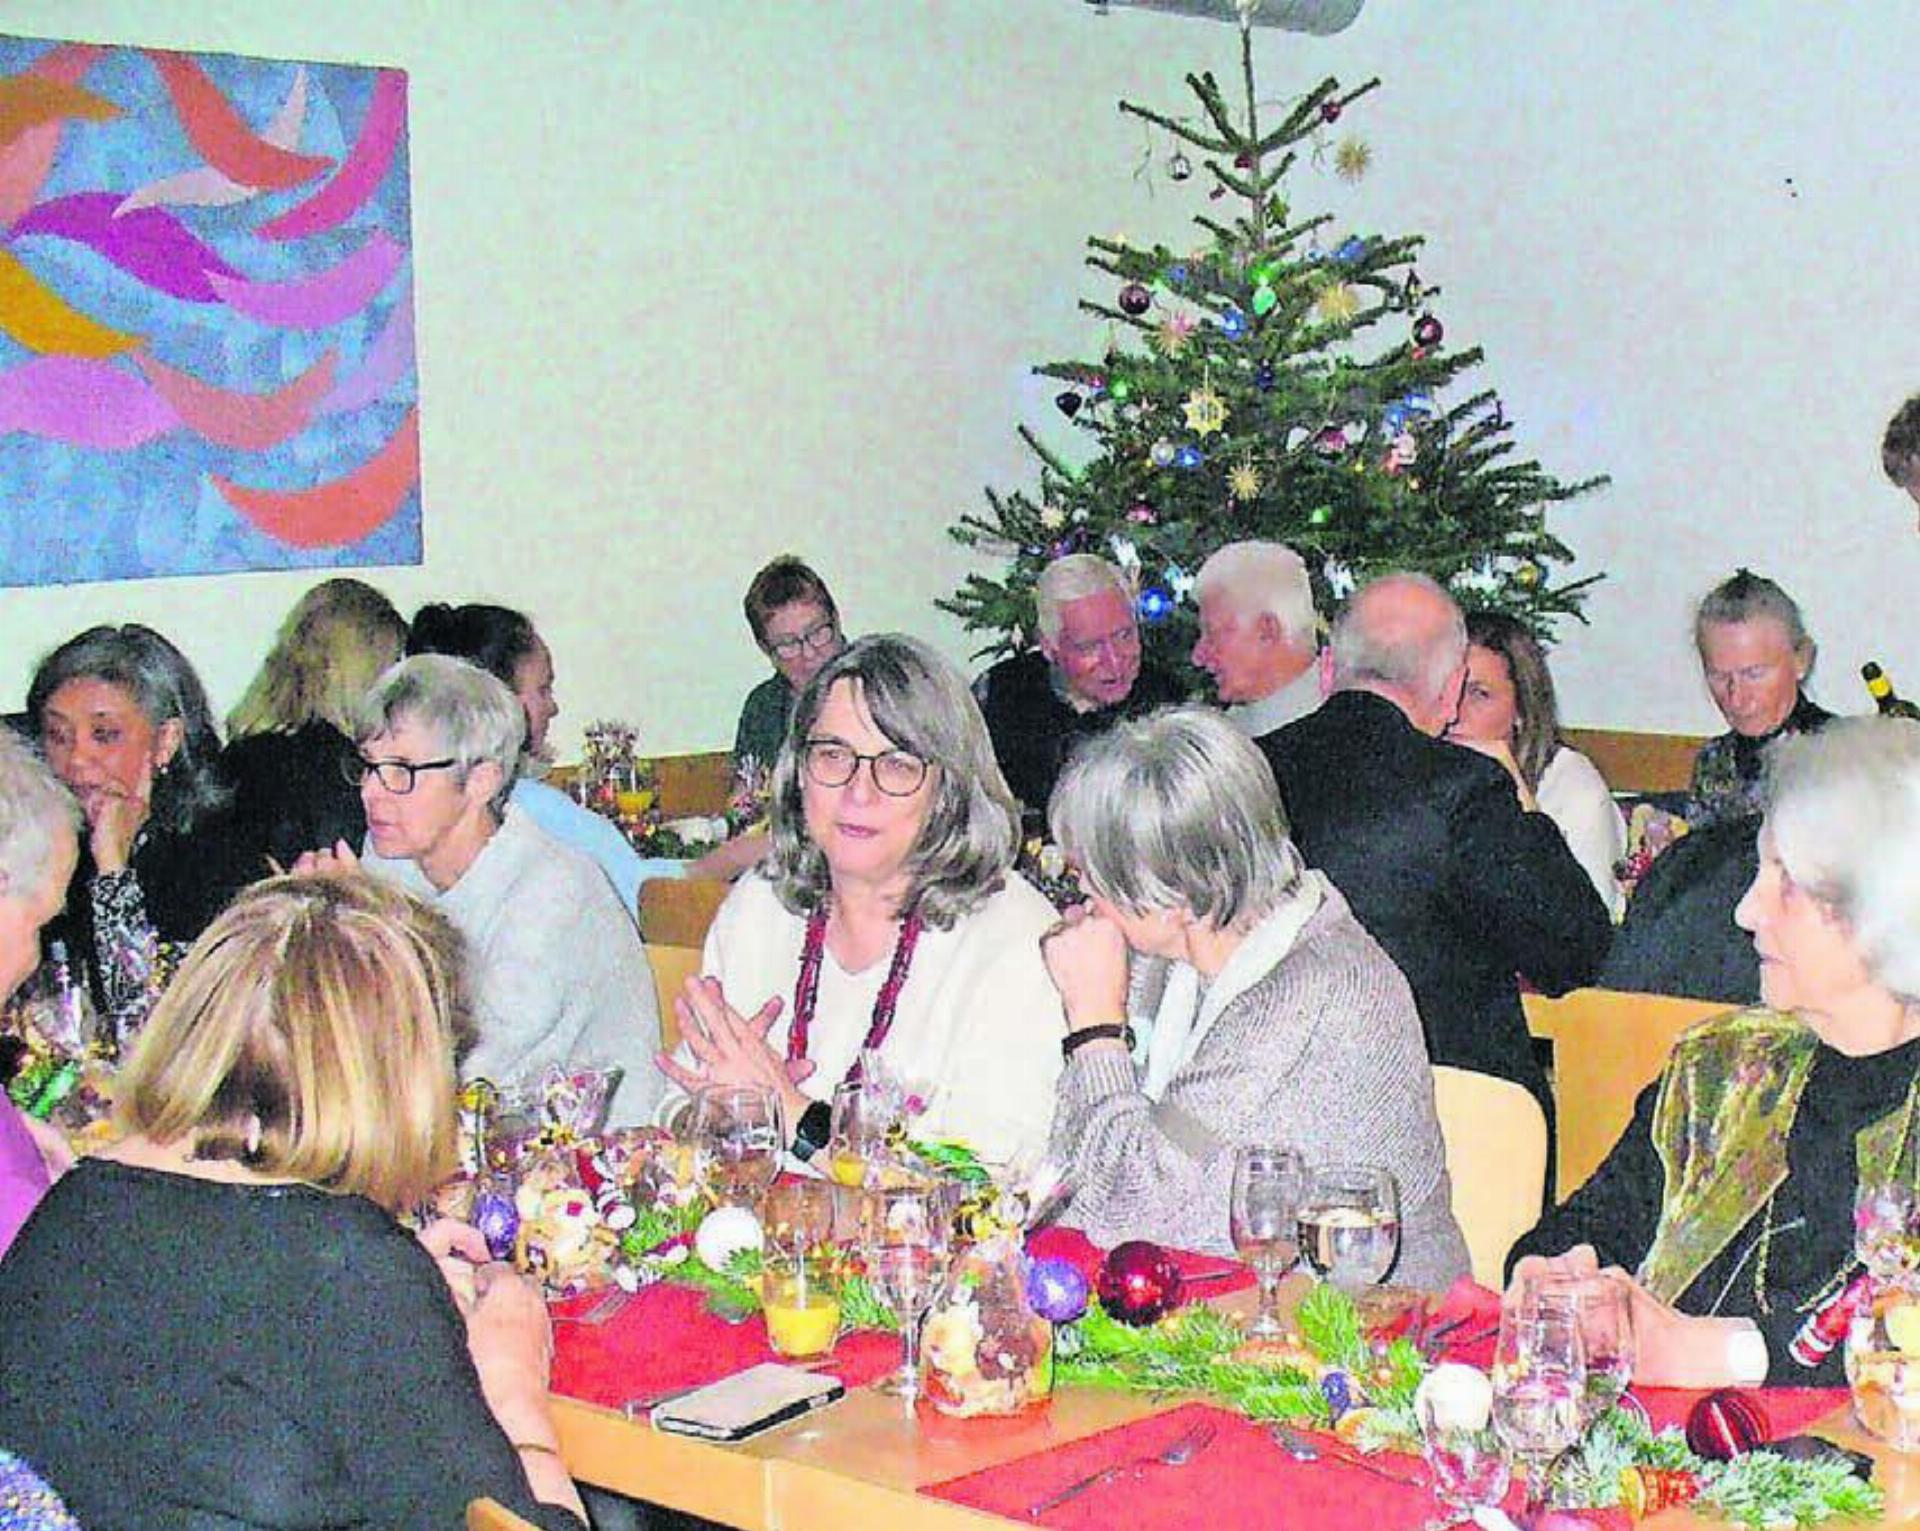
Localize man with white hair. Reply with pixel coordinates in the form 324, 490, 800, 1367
976, 553, 1177, 824
1259, 573, 1612, 1138
1191, 540, 1322, 737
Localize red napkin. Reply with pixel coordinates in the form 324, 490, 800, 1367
1634, 1385, 1844, 1440
1026, 1225, 1256, 1300
549, 1280, 902, 1411
926, 1401, 1520, 1529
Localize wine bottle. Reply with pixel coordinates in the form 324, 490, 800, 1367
1861, 662, 1920, 720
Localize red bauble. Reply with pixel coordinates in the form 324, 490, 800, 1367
1118, 282, 1152, 317
1685, 1388, 1770, 1461
1096, 1241, 1184, 1326
1320, 99, 1343, 123
1412, 313, 1444, 348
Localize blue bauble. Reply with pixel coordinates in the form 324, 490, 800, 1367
1173, 445, 1204, 470
1320, 1369, 1353, 1421
1138, 586, 1174, 623
1166, 263, 1190, 286
1335, 236, 1367, 264
473, 1187, 520, 1261
1381, 403, 1409, 433
1025, 1256, 1091, 1324
1218, 309, 1249, 339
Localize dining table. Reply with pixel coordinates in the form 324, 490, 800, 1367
547, 1252, 1920, 1531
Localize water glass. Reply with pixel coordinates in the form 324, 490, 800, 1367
692, 1083, 781, 1206
1298, 1164, 1401, 1292
1534, 1273, 1636, 1423
1416, 1371, 1511, 1529
1492, 1291, 1586, 1519
860, 1183, 953, 1400
1230, 1145, 1306, 1338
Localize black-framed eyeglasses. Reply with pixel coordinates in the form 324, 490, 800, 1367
765, 618, 840, 662
344, 752, 460, 795
801, 738, 929, 797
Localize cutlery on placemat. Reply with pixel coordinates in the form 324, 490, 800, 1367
1270, 1423, 1426, 1488
1026, 1419, 1216, 1517
551, 1288, 632, 1326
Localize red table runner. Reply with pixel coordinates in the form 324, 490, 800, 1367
549, 1280, 901, 1411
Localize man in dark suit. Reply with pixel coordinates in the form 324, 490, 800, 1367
1259, 573, 1613, 1128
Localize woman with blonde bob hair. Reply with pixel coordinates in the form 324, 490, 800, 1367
1041, 706, 1469, 1289
0, 877, 587, 1528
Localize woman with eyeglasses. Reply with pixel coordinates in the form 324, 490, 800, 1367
303, 654, 663, 1126
27, 625, 258, 1028
656, 635, 1064, 1165
734, 556, 847, 774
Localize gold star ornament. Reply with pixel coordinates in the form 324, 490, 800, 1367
1183, 385, 1229, 437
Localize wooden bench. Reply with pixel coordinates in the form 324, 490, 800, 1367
1563, 727, 1708, 797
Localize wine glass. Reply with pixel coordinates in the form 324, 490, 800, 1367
692, 1084, 781, 1207
1856, 1180, 1920, 1283
1416, 1364, 1510, 1530
860, 1183, 953, 1400
827, 1079, 894, 1188
1298, 1163, 1400, 1293
1491, 1291, 1585, 1522
1230, 1145, 1306, 1338
1535, 1274, 1636, 1424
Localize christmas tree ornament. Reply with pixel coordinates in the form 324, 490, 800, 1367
1685, 1389, 1770, 1461
1228, 460, 1263, 499
1618, 1466, 1702, 1519
1157, 310, 1197, 357
1308, 505, 1334, 527
1173, 444, 1205, 470
1166, 263, 1190, 286
1039, 506, 1066, 531
1166, 563, 1194, 599
1383, 432, 1417, 475
1138, 585, 1175, 623
473, 1182, 521, 1261
1400, 269, 1425, 310
1025, 1256, 1091, 1324
1401, 390, 1436, 417
1255, 362, 1277, 391
1167, 150, 1193, 182
1381, 402, 1409, 433
1320, 1369, 1354, 1420
1217, 308, 1250, 339
1234, 151, 1253, 169
1334, 137, 1372, 182
1312, 425, 1349, 456
1182, 385, 1229, 436
1109, 377, 1133, 402
1334, 236, 1366, 265
1096, 1240, 1184, 1326
694, 1205, 764, 1272
1118, 282, 1152, 316
1054, 390, 1083, 419
1250, 283, 1279, 316
1150, 438, 1178, 468
1126, 499, 1157, 524
1320, 97, 1343, 124
1513, 561, 1541, 587
1412, 312, 1445, 347
1313, 283, 1360, 323
1109, 535, 1141, 571
1248, 258, 1280, 286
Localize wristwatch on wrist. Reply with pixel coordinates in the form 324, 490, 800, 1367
790, 1099, 832, 1161
1062, 1022, 1134, 1060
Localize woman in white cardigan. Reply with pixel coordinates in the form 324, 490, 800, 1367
656, 636, 1062, 1167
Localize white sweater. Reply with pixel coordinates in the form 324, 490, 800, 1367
361, 807, 665, 1127
665, 873, 1065, 1165
1537, 746, 1628, 920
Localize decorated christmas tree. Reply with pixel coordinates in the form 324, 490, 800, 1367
944, 20, 1605, 668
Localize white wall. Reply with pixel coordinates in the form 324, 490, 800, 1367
1, 0, 1913, 751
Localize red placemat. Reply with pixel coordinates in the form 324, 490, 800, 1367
549, 1281, 902, 1411
925, 1400, 1515, 1529
1026, 1226, 1255, 1300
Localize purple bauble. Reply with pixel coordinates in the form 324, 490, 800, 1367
1096, 1240, 1184, 1327
1025, 1256, 1091, 1324
473, 1187, 520, 1261
1118, 282, 1152, 317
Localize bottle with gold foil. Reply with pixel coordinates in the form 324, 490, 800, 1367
1862, 662, 1920, 720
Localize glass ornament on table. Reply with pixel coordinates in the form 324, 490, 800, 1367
1297, 1163, 1400, 1294
1229, 1145, 1306, 1338
691, 1083, 781, 1207
1491, 1290, 1586, 1522
859, 1181, 955, 1401
1416, 1364, 1510, 1531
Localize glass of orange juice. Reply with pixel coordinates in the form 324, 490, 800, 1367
763, 1256, 842, 1358
828, 1079, 895, 1188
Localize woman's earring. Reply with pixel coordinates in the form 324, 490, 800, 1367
244, 1116, 263, 1158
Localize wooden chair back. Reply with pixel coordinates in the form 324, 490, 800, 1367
638, 877, 730, 949
1562, 727, 1707, 796
647, 943, 700, 1053
466, 1500, 543, 1531
655, 750, 736, 818
1430, 1066, 1548, 1287
1524, 987, 1729, 1198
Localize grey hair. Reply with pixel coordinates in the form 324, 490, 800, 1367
1764, 715, 1920, 1003
764, 634, 1019, 928
354, 655, 525, 814
1694, 569, 1814, 663
0, 729, 80, 904
1328, 572, 1467, 703
1049, 705, 1306, 930
1035, 554, 1132, 642
1194, 541, 1318, 643
27, 624, 231, 835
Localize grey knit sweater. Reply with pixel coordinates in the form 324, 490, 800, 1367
1050, 889, 1471, 1292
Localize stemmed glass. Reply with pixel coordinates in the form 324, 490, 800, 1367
1297, 1163, 1401, 1293
860, 1183, 953, 1400
1230, 1145, 1306, 1338
827, 1079, 896, 1188
692, 1084, 781, 1207
1537, 1274, 1636, 1424
1491, 1291, 1586, 1524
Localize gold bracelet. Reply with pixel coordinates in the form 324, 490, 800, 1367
512, 1440, 563, 1461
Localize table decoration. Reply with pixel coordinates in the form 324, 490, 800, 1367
922, 1231, 1057, 1417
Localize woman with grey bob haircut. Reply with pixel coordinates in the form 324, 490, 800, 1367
1042, 706, 1470, 1289
656, 634, 1066, 1166
321, 655, 664, 1127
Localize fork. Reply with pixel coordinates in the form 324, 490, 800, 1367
551, 1287, 632, 1326
1026, 1420, 1216, 1517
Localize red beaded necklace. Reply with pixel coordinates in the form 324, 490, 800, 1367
787, 900, 924, 1085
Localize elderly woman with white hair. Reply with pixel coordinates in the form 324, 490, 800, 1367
303, 655, 663, 1126
0, 730, 81, 1258
1041, 706, 1470, 1290
657, 634, 1064, 1165
1511, 716, 1920, 1385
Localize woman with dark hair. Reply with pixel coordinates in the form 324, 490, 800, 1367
734, 555, 845, 773
657, 635, 1062, 1165
225, 578, 409, 869
27, 625, 256, 1029
1448, 612, 1626, 917
407, 601, 683, 916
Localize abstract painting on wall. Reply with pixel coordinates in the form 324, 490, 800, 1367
0, 36, 419, 587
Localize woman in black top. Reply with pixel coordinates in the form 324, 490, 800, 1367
0, 875, 586, 1528
224, 577, 409, 869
